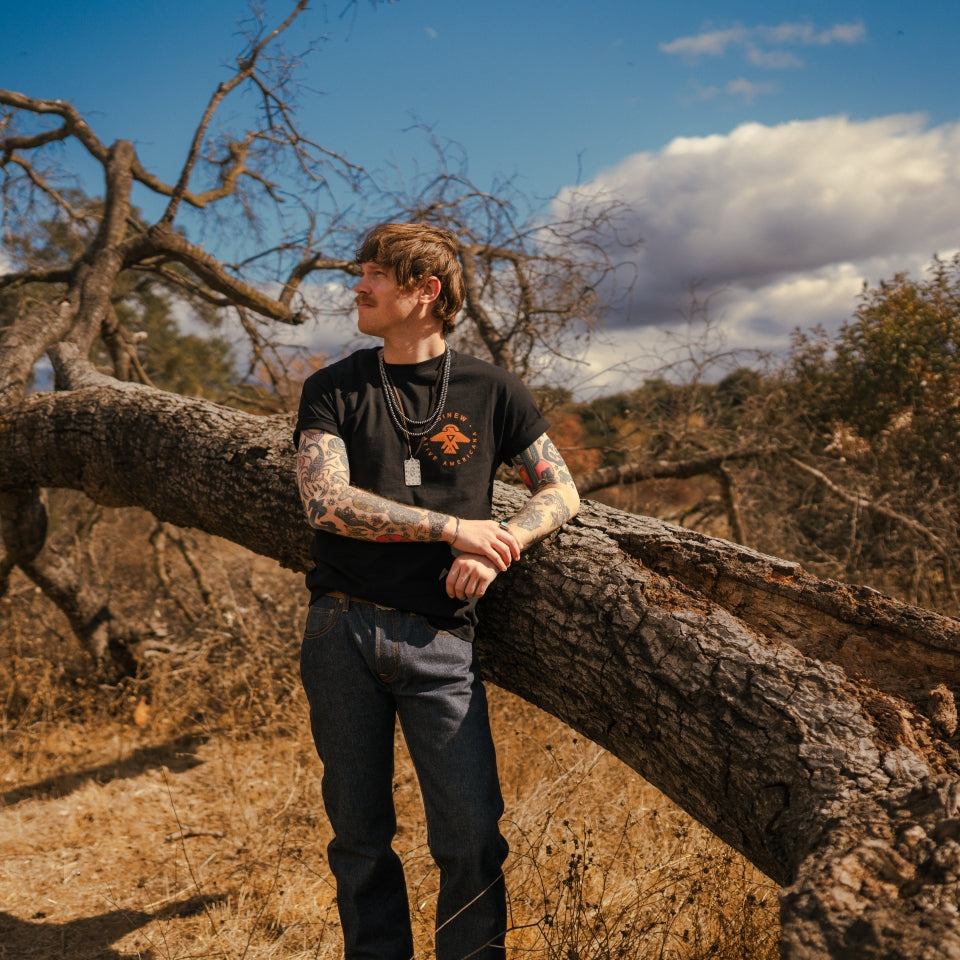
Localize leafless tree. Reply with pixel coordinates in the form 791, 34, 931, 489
3, 5, 960, 958
0, 2, 625, 664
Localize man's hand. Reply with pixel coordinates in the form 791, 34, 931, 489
452, 519, 520, 572
445, 553, 502, 601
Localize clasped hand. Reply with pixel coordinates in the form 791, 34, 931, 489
445, 518, 520, 601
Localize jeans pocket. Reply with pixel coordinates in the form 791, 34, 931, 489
302, 598, 343, 641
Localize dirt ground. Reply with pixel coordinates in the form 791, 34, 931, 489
0, 506, 780, 959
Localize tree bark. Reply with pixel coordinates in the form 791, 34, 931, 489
3, 383, 960, 958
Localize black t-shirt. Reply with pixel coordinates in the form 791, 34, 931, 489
294, 347, 548, 638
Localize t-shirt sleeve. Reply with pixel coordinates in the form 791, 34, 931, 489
293, 369, 342, 450
498, 374, 550, 464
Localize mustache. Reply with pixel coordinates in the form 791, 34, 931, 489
355, 296, 375, 307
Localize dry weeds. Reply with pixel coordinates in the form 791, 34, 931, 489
0, 500, 779, 959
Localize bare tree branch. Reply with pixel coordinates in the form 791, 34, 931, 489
160, 0, 310, 225
4, 152, 93, 222
573, 447, 773, 496
120, 226, 303, 324
0, 90, 110, 163
0, 265, 74, 288
788, 455, 951, 562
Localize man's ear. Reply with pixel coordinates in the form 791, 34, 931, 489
419, 276, 441, 304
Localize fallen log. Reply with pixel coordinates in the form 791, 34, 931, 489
3, 382, 960, 957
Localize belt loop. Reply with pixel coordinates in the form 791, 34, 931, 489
327, 589, 351, 611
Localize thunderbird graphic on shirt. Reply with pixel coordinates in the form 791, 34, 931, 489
424, 413, 479, 469
431, 422, 471, 454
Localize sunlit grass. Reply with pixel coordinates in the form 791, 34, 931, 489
0, 505, 779, 959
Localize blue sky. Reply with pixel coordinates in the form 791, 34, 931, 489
4, 0, 960, 392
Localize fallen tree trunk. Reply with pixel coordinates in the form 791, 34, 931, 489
480, 488, 960, 959
3, 381, 960, 958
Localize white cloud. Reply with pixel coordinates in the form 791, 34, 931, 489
746, 46, 803, 69
659, 27, 748, 58
723, 77, 780, 102
691, 77, 780, 103
275, 279, 364, 357
812, 21, 868, 45
552, 114, 960, 391
168, 278, 366, 381
660, 19, 866, 67
756, 21, 866, 46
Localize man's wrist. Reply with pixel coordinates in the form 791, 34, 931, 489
499, 518, 527, 553
445, 515, 460, 547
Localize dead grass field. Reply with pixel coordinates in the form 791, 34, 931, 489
0, 500, 780, 959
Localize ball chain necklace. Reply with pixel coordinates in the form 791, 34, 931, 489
378, 346, 451, 486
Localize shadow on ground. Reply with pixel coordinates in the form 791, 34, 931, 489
0, 895, 222, 960
1, 733, 207, 807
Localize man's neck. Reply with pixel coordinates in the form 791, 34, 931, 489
381, 331, 446, 365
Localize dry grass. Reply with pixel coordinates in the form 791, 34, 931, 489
0, 500, 780, 959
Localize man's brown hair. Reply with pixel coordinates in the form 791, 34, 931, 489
356, 223, 465, 334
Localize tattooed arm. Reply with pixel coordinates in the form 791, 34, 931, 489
443, 433, 579, 601
296, 429, 519, 568
504, 433, 581, 550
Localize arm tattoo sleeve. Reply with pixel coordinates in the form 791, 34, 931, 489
509, 434, 579, 542
296, 429, 450, 543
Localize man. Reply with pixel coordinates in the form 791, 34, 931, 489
294, 222, 580, 959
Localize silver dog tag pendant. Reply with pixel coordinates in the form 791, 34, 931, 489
404, 458, 422, 487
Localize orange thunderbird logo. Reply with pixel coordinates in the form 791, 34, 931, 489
431, 422, 471, 455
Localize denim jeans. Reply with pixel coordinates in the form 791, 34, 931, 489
300, 594, 509, 960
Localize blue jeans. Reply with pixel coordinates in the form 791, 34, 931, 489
300, 594, 509, 960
